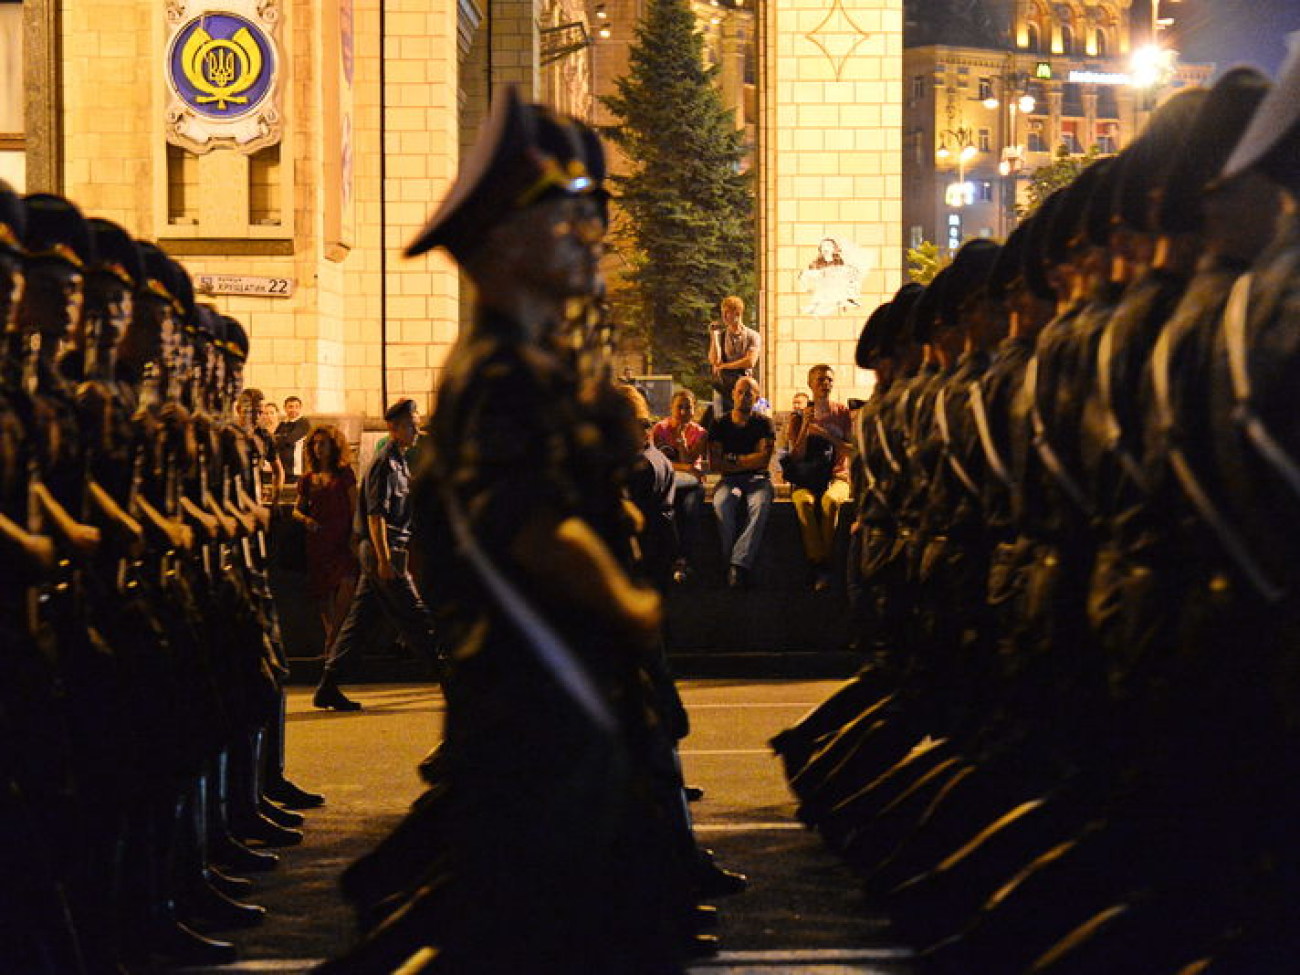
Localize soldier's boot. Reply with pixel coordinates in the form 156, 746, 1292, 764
122, 794, 237, 969
206, 752, 280, 874
261, 690, 325, 808
174, 777, 266, 932
228, 730, 302, 848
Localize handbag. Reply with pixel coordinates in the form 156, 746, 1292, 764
779, 433, 836, 494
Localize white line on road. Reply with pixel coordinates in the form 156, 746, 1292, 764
685, 702, 824, 709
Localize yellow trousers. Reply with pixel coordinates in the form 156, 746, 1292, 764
791, 478, 851, 566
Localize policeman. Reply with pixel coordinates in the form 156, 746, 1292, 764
313, 396, 439, 711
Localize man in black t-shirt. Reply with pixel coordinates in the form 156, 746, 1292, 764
708, 376, 775, 588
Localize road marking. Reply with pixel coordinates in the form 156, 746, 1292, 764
685, 702, 824, 709
703, 948, 915, 961
693, 822, 806, 831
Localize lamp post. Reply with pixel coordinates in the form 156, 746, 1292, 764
984, 71, 1036, 235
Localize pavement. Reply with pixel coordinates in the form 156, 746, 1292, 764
184, 680, 914, 974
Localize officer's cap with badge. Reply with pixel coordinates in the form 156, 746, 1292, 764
0, 180, 25, 258
21, 193, 95, 270
857, 282, 924, 369
1223, 30, 1300, 187
907, 266, 951, 346
1044, 157, 1110, 265
1024, 189, 1065, 301
1111, 87, 1208, 234
404, 86, 607, 263
987, 219, 1032, 305
938, 238, 1001, 331
87, 218, 146, 292
137, 241, 192, 320
856, 302, 894, 370
220, 316, 249, 363
1155, 68, 1271, 236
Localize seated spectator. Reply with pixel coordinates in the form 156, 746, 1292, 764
651, 389, 708, 583
784, 364, 853, 592
275, 395, 311, 482
621, 385, 677, 592
709, 376, 775, 589
294, 424, 360, 649
779, 392, 811, 455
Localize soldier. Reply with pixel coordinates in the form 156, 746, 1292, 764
321, 89, 693, 974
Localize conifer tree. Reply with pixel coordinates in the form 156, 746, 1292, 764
602, 0, 756, 389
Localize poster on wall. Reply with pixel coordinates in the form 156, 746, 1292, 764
164, 0, 284, 154
796, 237, 873, 316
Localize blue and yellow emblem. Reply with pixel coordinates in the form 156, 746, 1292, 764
167, 13, 275, 119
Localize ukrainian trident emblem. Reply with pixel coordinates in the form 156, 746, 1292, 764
165, 3, 282, 153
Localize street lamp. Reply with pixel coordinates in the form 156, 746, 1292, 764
984, 73, 1036, 233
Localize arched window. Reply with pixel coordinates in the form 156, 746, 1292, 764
1060, 24, 1075, 55
1095, 28, 1108, 57
1026, 22, 1041, 52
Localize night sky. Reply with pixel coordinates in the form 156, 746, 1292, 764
1165, 0, 1300, 78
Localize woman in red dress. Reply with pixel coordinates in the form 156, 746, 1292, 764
293, 425, 359, 648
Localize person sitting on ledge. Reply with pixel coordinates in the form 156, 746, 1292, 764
709, 375, 775, 589
651, 388, 709, 583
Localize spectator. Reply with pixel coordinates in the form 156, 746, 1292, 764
620, 385, 678, 591
780, 392, 811, 453
276, 395, 311, 481
237, 387, 284, 503
651, 388, 709, 583
261, 400, 280, 432
707, 295, 760, 413
313, 398, 439, 711
709, 376, 775, 589
294, 424, 360, 649
785, 364, 854, 592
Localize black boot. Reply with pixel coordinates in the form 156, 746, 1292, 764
229, 732, 303, 848
313, 673, 362, 711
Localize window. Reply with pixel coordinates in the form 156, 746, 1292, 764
976, 180, 994, 203
1062, 82, 1084, 117
1096, 133, 1117, 154
1061, 121, 1083, 155
911, 74, 926, 102
947, 213, 963, 253
978, 128, 991, 152
0, 0, 22, 191
1094, 28, 1108, 57
910, 225, 924, 250
1060, 24, 1075, 55
1027, 130, 1047, 152
1026, 23, 1041, 53
910, 128, 924, 166
1097, 86, 1119, 119
978, 77, 994, 102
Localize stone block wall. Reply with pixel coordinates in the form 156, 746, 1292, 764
760, 0, 902, 412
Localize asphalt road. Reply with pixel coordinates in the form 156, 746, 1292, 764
193, 680, 914, 974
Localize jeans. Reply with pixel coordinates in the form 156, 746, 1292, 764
672, 472, 705, 562
712, 473, 774, 570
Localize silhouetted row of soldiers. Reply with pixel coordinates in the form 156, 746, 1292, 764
776, 58, 1300, 974
0, 183, 321, 974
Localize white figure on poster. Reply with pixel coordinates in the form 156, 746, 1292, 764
797, 237, 867, 316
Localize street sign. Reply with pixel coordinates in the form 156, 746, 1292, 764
195, 273, 295, 297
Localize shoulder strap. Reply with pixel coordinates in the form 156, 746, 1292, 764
1223, 266, 1300, 506
1096, 314, 1148, 490
936, 386, 980, 498
1025, 356, 1094, 516
1152, 312, 1283, 603
969, 378, 1012, 491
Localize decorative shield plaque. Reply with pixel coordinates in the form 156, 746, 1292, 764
164, 0, 283, 154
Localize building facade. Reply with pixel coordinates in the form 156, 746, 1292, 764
903, 0, 1211, 258
5, 0, 903, 420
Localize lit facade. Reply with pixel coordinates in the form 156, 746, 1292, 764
903, 0, 1211, 257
